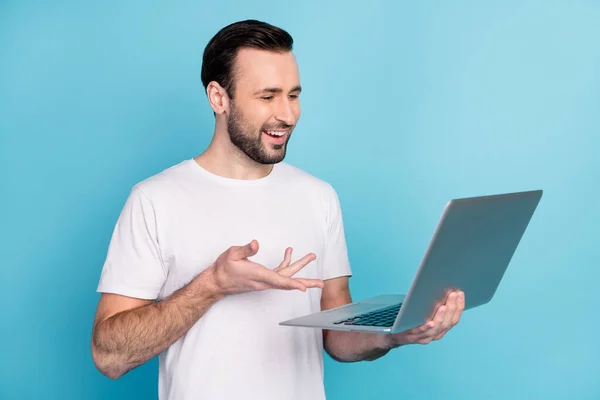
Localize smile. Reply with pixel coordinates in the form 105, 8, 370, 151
263, 130, 287, 137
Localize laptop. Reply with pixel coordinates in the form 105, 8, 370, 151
280, 189, 543, 334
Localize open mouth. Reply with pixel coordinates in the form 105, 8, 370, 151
262, 130, 287, 143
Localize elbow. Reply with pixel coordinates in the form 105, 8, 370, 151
323, 339, 353, 363
99, 367, 124, 380
104, 369, 125, 380
325, 346, 354, 363
325, 350, 348, 363
91, 346, 125, 379
323, 332, 345, 363
100, 366, 125, 380
91, 334, 128, 380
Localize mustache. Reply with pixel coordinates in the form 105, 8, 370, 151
261, 123, 293, 131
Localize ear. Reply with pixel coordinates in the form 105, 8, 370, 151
206, 81, 230, 115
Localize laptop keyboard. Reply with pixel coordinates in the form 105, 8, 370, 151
333, 303, 402, 327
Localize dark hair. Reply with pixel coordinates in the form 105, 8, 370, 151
201, 20, 294, 99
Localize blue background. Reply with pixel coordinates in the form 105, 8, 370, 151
1, 1, 599, 399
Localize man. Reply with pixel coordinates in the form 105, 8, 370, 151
91, 19, 465, 399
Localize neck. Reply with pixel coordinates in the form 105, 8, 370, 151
194, 122, 273, 181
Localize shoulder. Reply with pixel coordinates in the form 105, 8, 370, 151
130, 159, 196, 201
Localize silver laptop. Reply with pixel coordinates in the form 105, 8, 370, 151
280, 189, 543, 334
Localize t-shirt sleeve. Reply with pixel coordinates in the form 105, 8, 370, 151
96, 186, 167, 299
321, 186, 353, 281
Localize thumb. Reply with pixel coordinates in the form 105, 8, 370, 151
231, 240, 259, 260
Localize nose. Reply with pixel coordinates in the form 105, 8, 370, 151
274, 97, 297, 126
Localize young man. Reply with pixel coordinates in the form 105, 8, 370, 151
91, 20, 465, 400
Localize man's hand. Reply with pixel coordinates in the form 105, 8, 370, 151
92, 240, 322, 378
209, 240, 324, 295
388, 290, 465, 347
321, 278, 465, 363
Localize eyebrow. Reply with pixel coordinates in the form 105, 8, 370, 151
253, 85, 302, 95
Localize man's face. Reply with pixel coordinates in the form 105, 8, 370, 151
226, 48, 301, 165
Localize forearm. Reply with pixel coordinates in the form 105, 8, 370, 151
323, 330, 397, 363
92, 266, 222, 378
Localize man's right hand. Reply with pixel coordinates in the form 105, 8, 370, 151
208, 240, 324, 295
92, 239, 321, 379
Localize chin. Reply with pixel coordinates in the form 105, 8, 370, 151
258, 151, 286, 165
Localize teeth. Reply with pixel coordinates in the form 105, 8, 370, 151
266, 130, 285, 137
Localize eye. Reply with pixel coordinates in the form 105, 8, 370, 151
288, 94, 299, 100
261, 96, 274, 101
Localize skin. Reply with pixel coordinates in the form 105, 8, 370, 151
91, 47, 465, 379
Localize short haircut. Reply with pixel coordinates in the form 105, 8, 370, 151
201, 19, 294, 99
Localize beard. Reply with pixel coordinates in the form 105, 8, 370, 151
227, 101, 293, 165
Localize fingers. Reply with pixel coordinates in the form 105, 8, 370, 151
251, 274, 324, 292
427, 304, 448, 341
433, 290, 464, 340
278, 253, 317, 277
254, 267, 310, 291
274, 247, 293, 271
390, 320, 434, 346
406, 292, 464, 344
452, 291, 465, 325
428, 292, 457, 340
274, 248, 317, 277
394, 298, 447, 341
239, 246, 322, 292
294, 278, 325, 289
442, 293, 458, 329
255, 264, 325, 292
229, 240, 259, 260
391, 290, 465, 346
406, 311, 444, 345
407, 320, 436, 337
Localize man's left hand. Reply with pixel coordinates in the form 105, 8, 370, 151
388, 290, 465, 347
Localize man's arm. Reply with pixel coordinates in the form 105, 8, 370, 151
320, 277, 393, 362
321, 277, 465, 363
91, 266, 222, 379
91, 241, 323, 379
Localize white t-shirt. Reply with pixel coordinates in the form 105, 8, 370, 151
97, 159, 352, 400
